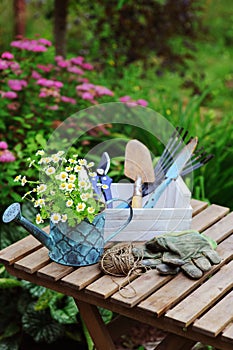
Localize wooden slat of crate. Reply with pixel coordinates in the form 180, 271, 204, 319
137, 233, 233, 317
221, 322, 233, 343
190, 199, 208, 216
165, 260, 233, 327
14, 247, 50, 273
105, 218, 191, 231
0, 235, 42, 265
192, 290, 233, 337
191, 204, 229, 232
37, 262, 74, 281
202, 211, 233, 243
85, 272, 139, 299
61, 264, 102, 290
110, 270, 172, 307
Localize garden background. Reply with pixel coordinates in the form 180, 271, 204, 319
0, 1, 233, 349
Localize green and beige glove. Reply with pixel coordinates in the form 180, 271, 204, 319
134, 230, 221, 279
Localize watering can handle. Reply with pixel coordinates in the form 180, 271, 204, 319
104, 198, 133, 243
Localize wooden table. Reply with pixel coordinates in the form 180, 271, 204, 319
1, 199, 233, 350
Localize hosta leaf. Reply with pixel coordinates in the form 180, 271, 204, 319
22, 303, 64, 344
49, 295, 78, 324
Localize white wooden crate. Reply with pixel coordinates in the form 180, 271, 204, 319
104, 177, 192, 242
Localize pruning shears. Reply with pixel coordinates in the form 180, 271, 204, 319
91, 152, 113, 208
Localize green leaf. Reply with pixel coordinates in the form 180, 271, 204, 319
22, 302, 64, 344
35, 133, 47, 148
49, 295, 78, 324
0, 323, 20, 340
0, 278, 22, 289
98, 307, 113, 324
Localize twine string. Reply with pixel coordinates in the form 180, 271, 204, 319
100, 244, 149, 298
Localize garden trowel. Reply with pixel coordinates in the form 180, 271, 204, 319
144, 136, 198, 208
124, 139, 155, 208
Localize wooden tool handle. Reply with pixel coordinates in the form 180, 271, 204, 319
132, 195, 142, 208
132, 176, 142, 208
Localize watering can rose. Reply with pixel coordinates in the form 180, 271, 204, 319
14, 150, 105, 226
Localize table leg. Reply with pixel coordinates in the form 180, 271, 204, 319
74, 299, 116, 350
155, 333, 196, 350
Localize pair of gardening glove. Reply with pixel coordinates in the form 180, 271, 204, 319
133, 230, 221, 279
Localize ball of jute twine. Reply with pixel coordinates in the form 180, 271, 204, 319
99, 244, 147, 298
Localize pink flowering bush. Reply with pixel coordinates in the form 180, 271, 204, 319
0, 37, 149, 209
0, 141, 15, 162
0, 38, 121, 146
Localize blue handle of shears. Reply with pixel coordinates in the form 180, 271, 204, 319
91, 174, 113, 208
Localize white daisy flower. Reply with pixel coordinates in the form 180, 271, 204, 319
45, 166, 56, 175
68, 174, 76, 183
51, 213, 61, 223
61, 214, 67, 222
36, 214, 44, 224
66, 183, 75, 192
65, 166, 73, 172
21, 176, 27, 186
57, 171, 68, 181
76, 202, 86, 212
44, 157, 52, 163
74, 165, 82, 172
59, 183, 67, 190
78, 159, 87, 166
37, 184, 47, 193
88, 171, 97, 177
37, 198, 45, 207
69, 158, 77, 164
80, 193, 90, 201
87, 207, 95, 214
51, 155, 60, 163
66, 199, 73, 207
14, 175, 22, 182
79, 180, 87, 188
57, 151, 65, 156
34, 200, 39, 208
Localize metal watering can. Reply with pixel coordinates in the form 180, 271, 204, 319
2, 199, 133, 267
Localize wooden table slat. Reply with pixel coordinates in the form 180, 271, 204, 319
165, 260, 233, 327
192, 290, 233, 337
190, 199, 208, 216
85, 271, 138, 299
61, 264, 102, 290
14, 247, 50, 273
110, 270, 172, 307
191, 204, 229, 232
221, 322, 233, 343
37, 262, 74, 281
202, 211, 233, 243
0, 235, 42, 265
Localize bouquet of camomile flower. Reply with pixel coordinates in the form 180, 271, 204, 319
14, 150, 105, 227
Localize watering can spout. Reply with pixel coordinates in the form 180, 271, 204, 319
2, 203, 53, 250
